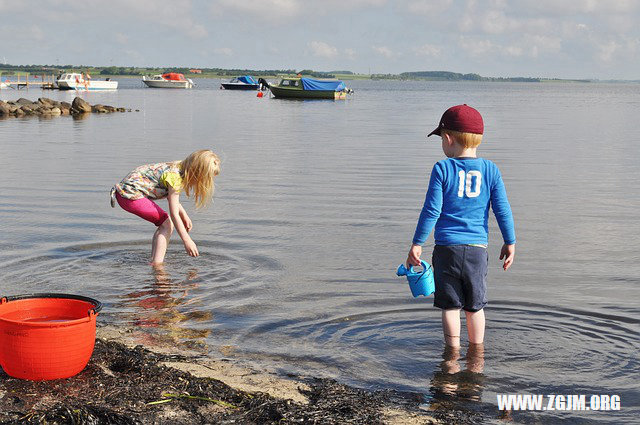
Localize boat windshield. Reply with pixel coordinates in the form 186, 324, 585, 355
280, 79, 299, 87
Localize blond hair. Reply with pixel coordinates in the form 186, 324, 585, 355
442, 129, 483, 148
179, 149, 220, 209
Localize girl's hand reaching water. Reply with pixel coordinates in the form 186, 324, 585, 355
184, 239, 199, 257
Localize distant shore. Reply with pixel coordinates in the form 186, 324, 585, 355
1, 64, 619, 83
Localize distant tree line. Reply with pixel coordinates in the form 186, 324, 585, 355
399, 71, 540, 82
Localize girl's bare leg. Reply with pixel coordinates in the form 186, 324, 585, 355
151, 218, 174, 265
465, 309, 485, 344
442, 309, 461, 347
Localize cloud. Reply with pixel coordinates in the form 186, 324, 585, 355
33, 0, 208, 39
596, 41, 619, 63
214, 47, 233, 56
114, 33, 129, 45
210, 0, 386, 23
525, 35, 562, 56
211, 0, 301, 21
457, 37, 494, 57
372, 45, 396, 58
502, 45, 524, 57
344, 48, 356, 60
309, 41, 338, 58
403, 0, 453, 15
27, 25, 45, 42
517, 0, 640, 16
413, 43, 441, 57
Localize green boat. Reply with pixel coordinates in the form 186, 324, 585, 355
268, 77, 352, 100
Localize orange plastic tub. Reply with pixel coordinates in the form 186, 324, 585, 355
0, 294, 102, 380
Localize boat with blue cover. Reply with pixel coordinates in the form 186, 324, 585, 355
268, 77, 352, 99
220, 75, 266, 90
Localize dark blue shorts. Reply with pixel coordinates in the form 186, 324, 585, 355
432, 245, 489, 312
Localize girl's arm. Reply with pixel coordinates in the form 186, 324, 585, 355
178, 203, 193, 232
167, 188, 199, 257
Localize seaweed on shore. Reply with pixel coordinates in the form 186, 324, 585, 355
0, 339, 435, 424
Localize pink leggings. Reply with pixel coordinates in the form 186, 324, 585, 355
116, 192, 169, 226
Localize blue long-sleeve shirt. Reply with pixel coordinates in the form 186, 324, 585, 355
412, 157, 516, 246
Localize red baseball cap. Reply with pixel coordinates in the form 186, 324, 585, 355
427, 104, 484, 137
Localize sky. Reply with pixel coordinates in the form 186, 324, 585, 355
1, 0, 640, 80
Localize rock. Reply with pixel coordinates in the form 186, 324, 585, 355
0, 101, 10, 115
71, 97, 92, 113
0, 97, 130, 119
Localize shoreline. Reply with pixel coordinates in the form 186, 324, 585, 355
0, 324, 440, 424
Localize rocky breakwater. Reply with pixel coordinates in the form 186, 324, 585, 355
0, 96, 134, 118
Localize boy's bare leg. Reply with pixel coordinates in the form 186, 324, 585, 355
151, 218, 174, 265
465, 309, 485, 344
442, 309, 461, 347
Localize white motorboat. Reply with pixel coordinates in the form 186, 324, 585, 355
142, 73, 194, 89
0, 81, 9, 89
57, 73, 118, 91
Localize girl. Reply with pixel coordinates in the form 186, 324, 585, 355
110, 149, 220, 265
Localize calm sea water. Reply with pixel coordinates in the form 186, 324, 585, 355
1, 78, 639, 423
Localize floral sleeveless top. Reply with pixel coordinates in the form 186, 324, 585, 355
115, 162, 183, 200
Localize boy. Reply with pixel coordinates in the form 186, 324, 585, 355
406, 104, 515, 348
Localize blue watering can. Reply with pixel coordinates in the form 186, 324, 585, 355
396, 260, 435, 297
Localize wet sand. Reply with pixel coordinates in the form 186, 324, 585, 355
0, 325, 443, 424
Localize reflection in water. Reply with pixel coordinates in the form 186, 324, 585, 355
71, 112, 90, 120
117, 265, 212, 351
430, 344, 485, 406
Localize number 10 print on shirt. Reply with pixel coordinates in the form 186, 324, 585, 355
458, 170, 482, 198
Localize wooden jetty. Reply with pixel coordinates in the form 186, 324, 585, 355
9, 74, 57, 90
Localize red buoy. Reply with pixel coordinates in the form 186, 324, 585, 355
257, 92, 264, 98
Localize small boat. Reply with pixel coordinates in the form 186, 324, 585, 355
0, 81, 9, 89
268, 77, 352, 100
142, 73, 194, 89
57, 73, 118, 91
220, 75, 266, 90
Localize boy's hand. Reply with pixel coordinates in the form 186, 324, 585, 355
500, 244, 515, 271
406, 244, 422, 268
184, 239, 199, 257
